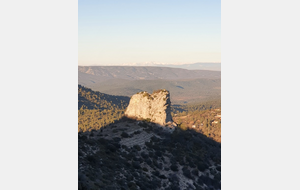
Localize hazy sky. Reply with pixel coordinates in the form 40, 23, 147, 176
78, 0, 221, 66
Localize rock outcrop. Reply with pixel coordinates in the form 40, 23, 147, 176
124, 89, 173, 126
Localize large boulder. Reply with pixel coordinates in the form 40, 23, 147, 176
124, 89, 173, 126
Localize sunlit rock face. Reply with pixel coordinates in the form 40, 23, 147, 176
124, 90, 173, 126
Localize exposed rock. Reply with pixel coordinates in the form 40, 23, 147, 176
124, 89, 173, 126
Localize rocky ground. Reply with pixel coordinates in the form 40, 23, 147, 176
78, 117, 221, 190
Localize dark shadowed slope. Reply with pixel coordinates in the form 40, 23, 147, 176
78, 117, 221, 190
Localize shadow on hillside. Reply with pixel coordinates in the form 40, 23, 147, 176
78, 116, 221, 190
78, 116, 221, 167
78, 116, 221, 148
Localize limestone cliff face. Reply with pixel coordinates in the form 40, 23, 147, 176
124, 90, 173, 126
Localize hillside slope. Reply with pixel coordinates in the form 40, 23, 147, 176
82, 78, 221, 104
78, 66, 221, 104
173, 109, 221, 143
78, 85, 130, 132
78, 118, 221, 190
78, 85, 130, 110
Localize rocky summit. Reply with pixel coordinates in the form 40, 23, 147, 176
124, 90, 173, 126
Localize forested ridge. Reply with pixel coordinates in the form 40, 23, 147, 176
78, 85, 130, 132
172, 100, 221, 114
78, 85, 129, 110
173, 109, 221, 143
78, 85, 221, 141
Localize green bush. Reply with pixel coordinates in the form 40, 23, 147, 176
132, 161, 140, 169
145, 118, 151, 122
214, 173, 221, 181
128, 181, 137, 189
183, 168, 193, 179
197, 162, 207, 172
191, 169, 199, 176
107, 144, 117, 152
121, 132, 129, 138
112, 129, 118, 133
133, 145, 141, 151
170, 164, 178, 171
141, 152, 148, 159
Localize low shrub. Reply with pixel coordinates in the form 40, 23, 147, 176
121, 132, 129, 138
170, 164, 178, 171
133, 145, 141, 151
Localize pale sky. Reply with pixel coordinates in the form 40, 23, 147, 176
78, 0, 221, 66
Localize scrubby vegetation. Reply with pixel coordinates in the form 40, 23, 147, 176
78, 85, 129, 132
78, 86, 221, 189
171, 100, 221, 114
171, 100, 221, 142
78, 109, 125, 132
152, 89, 167, 94
78, 120, 221, 190
79, 85, 221, 142
78, 85, 129, 110
173, 108, 221, 142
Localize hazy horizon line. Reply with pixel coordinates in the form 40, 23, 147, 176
78, 62, 221, 67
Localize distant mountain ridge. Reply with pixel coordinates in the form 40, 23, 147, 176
78, 66, 220, 81
78, 66, 221, 104
163, 62, 221, 71
80, 62, 221, 71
